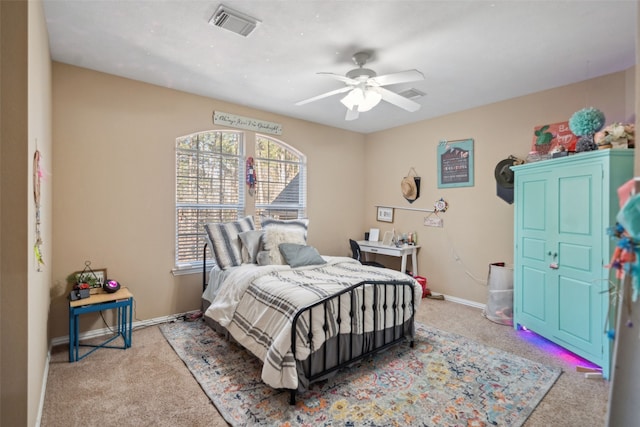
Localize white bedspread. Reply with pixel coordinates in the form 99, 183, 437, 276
204, 256, 422, 390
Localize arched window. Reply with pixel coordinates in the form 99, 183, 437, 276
254, 135, 307, 225
174, 131, 307, 271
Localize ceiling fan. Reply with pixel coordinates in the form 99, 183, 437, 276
296, 51, 425, 121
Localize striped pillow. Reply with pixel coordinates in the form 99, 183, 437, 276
261, 217, 309, 240
204, 216, 255, 270
239, 229, 264, 264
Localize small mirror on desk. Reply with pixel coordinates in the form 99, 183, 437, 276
382, 231, 393, 246
368, 228, 380, 242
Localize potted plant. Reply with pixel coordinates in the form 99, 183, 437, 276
66, 272, 98, 299
534, 125, 554, 154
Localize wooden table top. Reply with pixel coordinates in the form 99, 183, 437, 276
69, 287, 132, 308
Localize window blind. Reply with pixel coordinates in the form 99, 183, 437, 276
175, 131, 244, 267
254, 135, 307, 225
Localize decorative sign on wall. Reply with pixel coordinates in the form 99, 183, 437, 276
531, 121, 577, 153
213, 111, 283, 135
437, 138, 474, 188
424, 215, 444, 228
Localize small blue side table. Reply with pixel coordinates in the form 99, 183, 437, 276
69, 287, 133, 362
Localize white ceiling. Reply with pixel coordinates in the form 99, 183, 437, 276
42, 0, 637, 134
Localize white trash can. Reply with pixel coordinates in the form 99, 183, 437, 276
484, 262, 513, 326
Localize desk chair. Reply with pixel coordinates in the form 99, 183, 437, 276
349, 239, 385, 268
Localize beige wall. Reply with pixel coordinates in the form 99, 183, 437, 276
28, 1, 52, 425
0, 2, 28, 424
1, 0, 52, 426
50, 63, 366, 338
365, 70, 635, 304
51, 63, 636, 340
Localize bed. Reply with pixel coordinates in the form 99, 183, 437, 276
200, 216, 422, 404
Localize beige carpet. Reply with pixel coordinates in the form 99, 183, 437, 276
41, 299, 609, 426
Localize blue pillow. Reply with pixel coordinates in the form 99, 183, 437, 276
278, 243, 326, 268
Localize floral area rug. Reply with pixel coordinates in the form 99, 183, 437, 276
160, 320, 561, 427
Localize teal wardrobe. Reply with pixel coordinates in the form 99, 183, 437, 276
513, 149, 634, 379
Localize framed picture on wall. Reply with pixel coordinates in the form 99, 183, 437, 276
437, 138, 474, 188
377, 206, 394, 222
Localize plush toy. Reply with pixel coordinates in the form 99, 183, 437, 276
594, 123, 635, 149
606, 236, 636, 280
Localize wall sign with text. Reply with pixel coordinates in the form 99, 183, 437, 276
213, 111, 283, 135
531, 121, 577, 153
437, 139, 474, 188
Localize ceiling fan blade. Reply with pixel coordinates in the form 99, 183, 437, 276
295, 86, 353, 106
345, 107, 359, 121
368, 69, 424, 87
317, 72, 359, 85
378, 87, 422, 112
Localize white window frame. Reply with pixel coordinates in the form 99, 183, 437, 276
254, 134, 307, 224
174, 130, 244, 274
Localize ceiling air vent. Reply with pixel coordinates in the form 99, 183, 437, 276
398, 88, 426, 100
209, 5, 260, 37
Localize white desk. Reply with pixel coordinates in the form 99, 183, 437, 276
357, 240, 420, 276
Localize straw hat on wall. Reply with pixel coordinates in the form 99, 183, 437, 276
401, 168, 421, 203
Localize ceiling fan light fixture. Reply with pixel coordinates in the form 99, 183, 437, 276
297, 51, 423, 120
340, 87, 382, 112
340, 88, 364, 110
358, 88, 382, 112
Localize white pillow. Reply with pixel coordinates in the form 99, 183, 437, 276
258, 226, 306, 265
261, 217, 309, 240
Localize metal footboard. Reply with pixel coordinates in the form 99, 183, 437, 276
289, 280, 416, 404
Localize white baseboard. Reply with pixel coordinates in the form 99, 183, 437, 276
35, 348, 51, 427
435, 293, 486, 310
50, 310, 200, 347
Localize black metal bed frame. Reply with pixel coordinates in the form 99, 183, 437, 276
202, 243, 417, 405
202, 242, 210, 292
290, 279, 416, 404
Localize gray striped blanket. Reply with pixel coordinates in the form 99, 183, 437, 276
204, 257, 422, 390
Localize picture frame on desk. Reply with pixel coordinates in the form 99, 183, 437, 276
72, 268, 107, 294
377, 206, 394, 223
382, 231, 393, 246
